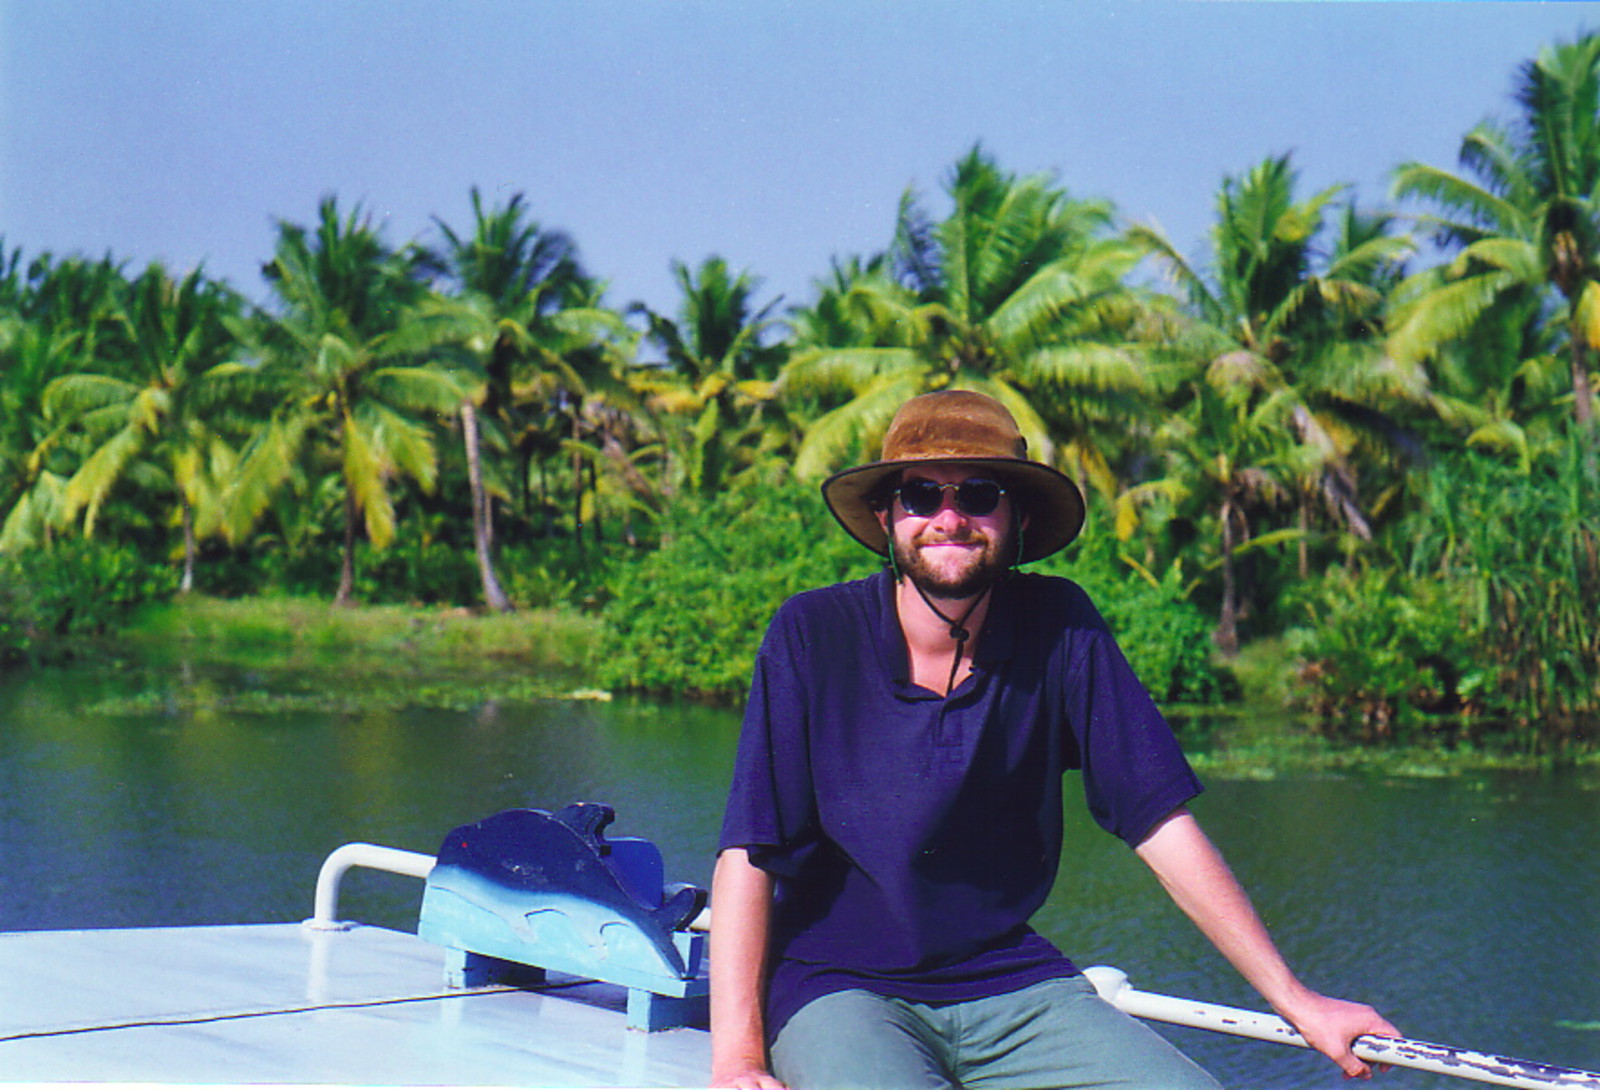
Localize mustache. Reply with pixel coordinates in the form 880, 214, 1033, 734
914, 527, 989, 546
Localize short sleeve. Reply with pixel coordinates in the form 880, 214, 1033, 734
1062, 595, 1203, 847
718, 604, 819, 877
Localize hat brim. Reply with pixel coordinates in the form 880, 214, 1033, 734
821, 456, 1085, 564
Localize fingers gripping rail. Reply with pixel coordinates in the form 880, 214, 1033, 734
1084, 966, 1600, 1090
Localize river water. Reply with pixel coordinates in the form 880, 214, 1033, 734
1, 660, 1596, 1089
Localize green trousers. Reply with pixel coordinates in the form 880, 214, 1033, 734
769, 975, 1223, 1090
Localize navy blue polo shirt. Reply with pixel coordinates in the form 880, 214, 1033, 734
719, 570, 1203, 1040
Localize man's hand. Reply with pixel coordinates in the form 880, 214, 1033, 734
710, 1062, 788, 1089
1278, 990, 1401, 1080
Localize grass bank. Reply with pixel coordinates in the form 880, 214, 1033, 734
129, 594, 598, 665
1177, 639, 1600, 777
106, 594, 607, 714
1179, 712, 1600, 780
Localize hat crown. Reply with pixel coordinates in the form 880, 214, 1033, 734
881, 390, 1028, 464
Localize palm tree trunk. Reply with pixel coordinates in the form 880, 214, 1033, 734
590, 459, 602, 545
536, 456, 548, 536
336, 489, 357, 607
462, 401, 513, 613
1573, 337, 1595, 430
571, 412, 584, 556
180, 501, 197, 594
1215, 495, 1241, 656
1297, 499, 1309, 579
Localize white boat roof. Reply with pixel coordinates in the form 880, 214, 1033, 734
0, 921, 710, 1087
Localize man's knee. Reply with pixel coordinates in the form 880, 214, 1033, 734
963, 977, 1222, 1090
771, 990, 955, 1090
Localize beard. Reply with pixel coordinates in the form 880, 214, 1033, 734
891, 522, 1012, 600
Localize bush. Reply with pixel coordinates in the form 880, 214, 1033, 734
0, 540, 179, 661
352, 538, 481, 605
1283, 566, 1480, 740
189, 529, 612, 612
497, 540, 615, 611
1031, 524, 1234, 705
596, 481, 876, 699
1290, 431, 1600, 750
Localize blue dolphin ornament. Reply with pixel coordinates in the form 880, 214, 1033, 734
417, 804, 710, 1028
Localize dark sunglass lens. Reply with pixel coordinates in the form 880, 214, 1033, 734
897, 478, 1004, 517
956, 480, 1002, 516
899, 479, 943, 516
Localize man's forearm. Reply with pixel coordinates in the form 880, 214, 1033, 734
709, 848, 785, 1088
1133, 807, 1306, 1008
1134, 806, 1400, 1079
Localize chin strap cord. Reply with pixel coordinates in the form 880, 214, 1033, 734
910, 577, 992, 696
885, 506, 1002, 695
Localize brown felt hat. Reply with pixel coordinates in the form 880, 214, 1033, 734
820, 390, 1085, 563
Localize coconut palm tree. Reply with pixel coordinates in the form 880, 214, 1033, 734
1131, 155, 1419, 575
419, 189, 638, 566
22, 264, 249, 590
0, 322, 81, 548
1396, 264, 1570, 471
231, 197, 464, 605
413, 188, 599, 609
1, 254, 136, 552
1116, 352, 1300, 654
784, 146, 1153, 494
1391, 31, 1600, 432
631, 256, 786, 496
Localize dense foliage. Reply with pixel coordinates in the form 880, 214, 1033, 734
1287, 426, 1599, 749
0, 540, 177, 663
597, 480, 876, 699
1032, 523, 1234, 706
4, 33, 1600, 749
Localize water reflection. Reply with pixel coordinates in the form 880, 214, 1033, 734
1, 664, 1595, 1088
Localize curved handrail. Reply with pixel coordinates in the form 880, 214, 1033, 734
1084, 966, 1600, 1089
303, 842, 435, 931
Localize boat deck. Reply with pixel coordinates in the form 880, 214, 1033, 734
0, 921, 711, 1086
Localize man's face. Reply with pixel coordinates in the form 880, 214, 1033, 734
879, 464, 1022, 599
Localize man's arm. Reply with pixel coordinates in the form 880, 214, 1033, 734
1134, 806, 1400, 1079
709, 848, 787, 1089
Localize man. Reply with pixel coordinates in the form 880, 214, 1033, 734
710, 390, 1397, 1089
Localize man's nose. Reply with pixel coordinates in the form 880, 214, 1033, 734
927, 495, 967, 529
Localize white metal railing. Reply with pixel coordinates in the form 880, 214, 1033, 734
1084, 966, 1600, 1089
302, 842, 435, 931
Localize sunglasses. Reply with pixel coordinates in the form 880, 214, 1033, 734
895, 477, 1008, 518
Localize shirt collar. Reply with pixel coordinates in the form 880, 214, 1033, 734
872, 570, 1020, 690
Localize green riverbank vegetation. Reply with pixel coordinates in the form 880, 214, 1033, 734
3, 34, 1599, 757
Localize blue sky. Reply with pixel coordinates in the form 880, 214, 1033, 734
2, 2, 1597, 319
